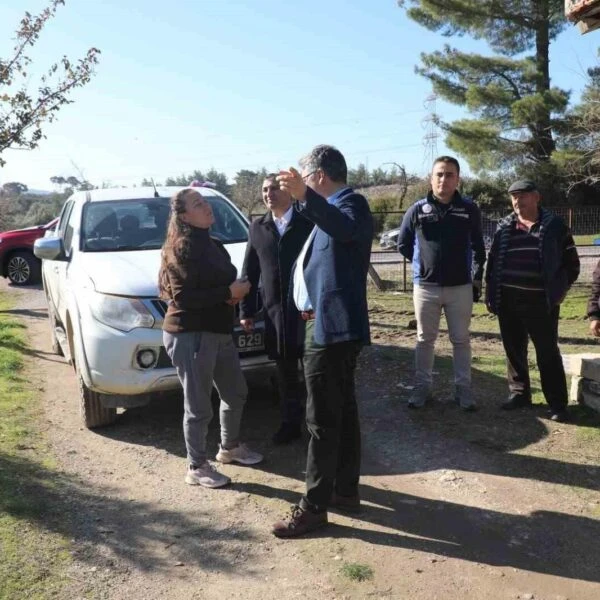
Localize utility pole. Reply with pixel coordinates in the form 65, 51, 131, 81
422, 93, 440, 173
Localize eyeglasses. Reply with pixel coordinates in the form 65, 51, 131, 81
301, 169, 318, 181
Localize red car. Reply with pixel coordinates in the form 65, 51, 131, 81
0, 218, 58, 285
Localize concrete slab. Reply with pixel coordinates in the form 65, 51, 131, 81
562, 353, 600, 377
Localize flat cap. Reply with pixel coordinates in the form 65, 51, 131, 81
508, 179, 538, 194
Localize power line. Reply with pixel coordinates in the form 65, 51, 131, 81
60, 142, 425, 184
422, 93, 440, 173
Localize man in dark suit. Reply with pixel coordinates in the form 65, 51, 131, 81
272, 145, 373, 538
239, 174, 313, 444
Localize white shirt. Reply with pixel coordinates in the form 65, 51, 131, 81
272, 206, 293, 236
293, 226, 317, 311
292, 187, 351, 312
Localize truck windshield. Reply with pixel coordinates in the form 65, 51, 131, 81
81, 195, 248, 252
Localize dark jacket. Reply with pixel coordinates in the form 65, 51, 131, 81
239, 210, 313, 359
293, 186, 373, 346
587, 259, 600, 320
397, 191, 486, 286
162, 227, 236, 334
485, 208, 580, 314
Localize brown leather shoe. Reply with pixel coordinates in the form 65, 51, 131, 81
330, 492, 362, 514
272, 505, 328, 538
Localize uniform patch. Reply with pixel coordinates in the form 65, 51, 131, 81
422, 204, 433, 214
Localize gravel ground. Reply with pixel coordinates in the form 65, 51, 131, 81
4, 277, 600, 600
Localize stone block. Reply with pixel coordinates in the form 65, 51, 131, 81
581, 357, 600, 383
580, 381, 600, 414
562, 353, 600, 377
570, 375, 584, 403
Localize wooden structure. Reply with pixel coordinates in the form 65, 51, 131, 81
566, 0, 600, 34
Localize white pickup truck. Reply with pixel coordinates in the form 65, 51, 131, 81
34, 184, 272, 428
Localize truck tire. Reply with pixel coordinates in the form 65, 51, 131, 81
77, 369, 117, 428
7, 251, 41, 285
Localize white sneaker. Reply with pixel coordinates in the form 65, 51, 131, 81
185, 461, 231, 488
215, 443, 263, 465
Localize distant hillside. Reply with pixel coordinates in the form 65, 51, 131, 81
356, 183, 407, 200
27, 189, 54, 196
0, 191, 67, 231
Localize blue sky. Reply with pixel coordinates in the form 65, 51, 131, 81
0, 0, 598, 190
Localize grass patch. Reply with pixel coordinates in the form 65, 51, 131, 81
0, 292, 72, 599
367, 285, 600, 460
370, 284, 597, 344
340, 562, 374, 582
573, 234, 600, 246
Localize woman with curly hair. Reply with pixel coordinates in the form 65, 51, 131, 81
159, 188, 263, 488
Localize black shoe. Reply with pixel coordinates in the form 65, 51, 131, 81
272, 505, 328, 538
330, 492, 362, 514
272, 422, 302, 445
550, 409, 571, 423
500, 395, 532, 410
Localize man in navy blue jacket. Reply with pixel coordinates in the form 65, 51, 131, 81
397, 156, 486, 411
272, 145, 373, 538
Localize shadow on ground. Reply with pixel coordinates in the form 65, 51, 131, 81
98, 341, 600, 494
234, 479, 600, 584
0, 305, 66, 364
1, 450, 260, 576
355, 344, 600, 490
28, 341, 600, 581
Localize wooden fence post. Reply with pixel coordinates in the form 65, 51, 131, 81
368, 263, 385, 290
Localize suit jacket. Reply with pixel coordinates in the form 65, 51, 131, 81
294, 186, 373, 346
240, 210, 313, 359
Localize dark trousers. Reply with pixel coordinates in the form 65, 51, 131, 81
300, 320, 362, 513
274, 357, 304, 426
497, 290, 568, 411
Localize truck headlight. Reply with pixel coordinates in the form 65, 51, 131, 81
88, 293, 155, 332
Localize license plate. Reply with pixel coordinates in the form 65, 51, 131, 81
235, 330, 265, 352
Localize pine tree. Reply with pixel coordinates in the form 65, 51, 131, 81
553, 64, 600, 197
398, 1, 569, 172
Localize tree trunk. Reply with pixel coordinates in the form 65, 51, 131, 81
533, 0, 556, 161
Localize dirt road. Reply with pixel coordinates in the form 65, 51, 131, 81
5, 278, 600, 600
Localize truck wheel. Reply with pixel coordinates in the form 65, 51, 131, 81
77, 370, 117, 428
7, 251, 41, 285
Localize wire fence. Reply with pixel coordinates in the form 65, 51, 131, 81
369, 249, 600, 293
370, 206, 600, 292
252, 206, 600, 291
373, 205, 600, 238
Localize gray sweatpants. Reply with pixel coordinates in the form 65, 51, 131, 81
163, 330, 248, 466
413, 283, 473, 391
